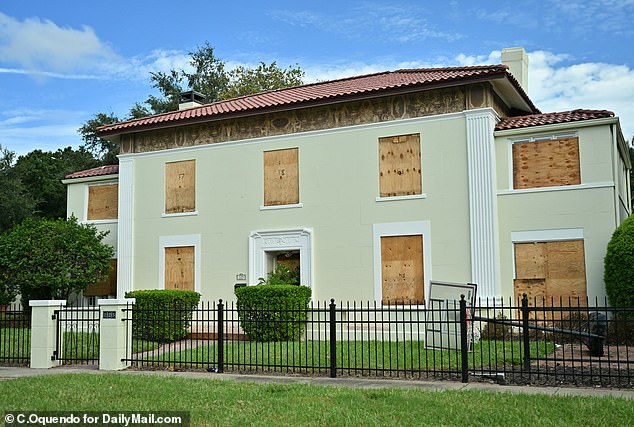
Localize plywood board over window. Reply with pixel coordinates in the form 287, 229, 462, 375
165, 160, 196, 213
514, 240, 587, 309
84, 259, 117, 297
264, 148, 299, 206
87, 184, 118, 220
379, 133, 422, 197
513, 137, 580, 189
164, 246, 195, 291
381, 235, 424, 304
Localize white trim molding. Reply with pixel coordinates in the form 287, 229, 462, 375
158, 234, 202, 294
375, 194, 427, 202
116, 158, 134, 298
465, 108, 501, 300
511, 228, 584, 243
372, 221, 432, 305
259, 203, 304, 211
249, 228, 313, 287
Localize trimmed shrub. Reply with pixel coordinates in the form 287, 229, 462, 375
604, 215, 634, 307
235, 285, 311, 342
125, 290, 200, 343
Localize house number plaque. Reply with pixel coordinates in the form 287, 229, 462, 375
103, 311, 116, 319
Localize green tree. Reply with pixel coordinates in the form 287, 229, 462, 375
77, 112, 121, 164
0, 146, 36, 233
0, 217, 114, 303
10, 147, 99, 219
604, 214, 634, 307
222, 61, 305, 100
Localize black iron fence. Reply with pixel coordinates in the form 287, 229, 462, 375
0, 302, 30, 365
53, 304, 100, 365
121, 295, 633, 387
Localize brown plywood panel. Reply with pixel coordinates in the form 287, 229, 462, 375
165, 246, 195, 291
546, 240, 586, 280
276, 252, 300, 272
545, 279, 587, 306
84, 259, 117, 297
381, 235, 424, 304
379, 133, 422, 197
165, 160, 196, 214
87, 184, 118, 220
514, 278, 546, 304
264, 148, 299, 206
514, 242, 547, 279
513, 138, 580, 189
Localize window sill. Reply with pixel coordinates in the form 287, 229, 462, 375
82, 219, 118, 225
498, 182, 614, 196
375, 194, 427, 202
260, 203, 304, 211
161, 211, 199, 218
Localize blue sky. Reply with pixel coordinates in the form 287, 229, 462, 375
1, 1, 633, 157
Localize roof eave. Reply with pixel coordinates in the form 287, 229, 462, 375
97, 72, 527, 138
494, 116, 620, 136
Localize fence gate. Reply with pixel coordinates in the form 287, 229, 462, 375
53, 305, 100, 365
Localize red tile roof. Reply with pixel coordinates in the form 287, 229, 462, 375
496, 109, 615, 131
64, 164, 119, 180
98, 65, 536, 136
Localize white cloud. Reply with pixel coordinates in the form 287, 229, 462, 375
0, 12, 122, 79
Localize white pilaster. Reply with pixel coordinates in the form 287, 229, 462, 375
465, 108, 500, 300
117, 157, 134, 297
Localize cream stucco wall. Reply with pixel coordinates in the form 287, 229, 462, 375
65, 177, 118, 256
127, 113, 474, 302
494, 122, 623, 301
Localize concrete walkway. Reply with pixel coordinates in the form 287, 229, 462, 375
1, 365, 633, 400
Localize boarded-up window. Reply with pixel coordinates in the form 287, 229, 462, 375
379, 133, 422, 197
84, 259, 117, 297
165, 160, 196, 213
514, 240, 587, 310
165, 246, 195, 291
381, 235, 424, 304
264, 148, 299, 206
513, 138, 580, 189
87, 184, 118, 220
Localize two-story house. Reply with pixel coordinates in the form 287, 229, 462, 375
64, 48, 630, 305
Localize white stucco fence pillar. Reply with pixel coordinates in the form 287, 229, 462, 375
98, 298, 135, 371
29, 300, 66, 369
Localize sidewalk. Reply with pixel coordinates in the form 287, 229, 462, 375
1, 365, 633, 400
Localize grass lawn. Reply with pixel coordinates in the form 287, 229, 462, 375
0, 373, 631, 426
141, 339, 554, 372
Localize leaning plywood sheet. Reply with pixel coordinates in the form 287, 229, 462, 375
424, 281, 476, 351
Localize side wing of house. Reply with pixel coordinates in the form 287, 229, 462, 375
63, 166, 119, 299
495, 116, 630, 304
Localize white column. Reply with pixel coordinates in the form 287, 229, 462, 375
29, 300, 66, 369
465, 108, 501, 300
98, 298, 135, 371
117, 157, 134, 297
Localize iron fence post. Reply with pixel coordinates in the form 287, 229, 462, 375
329, 299, 337, 378
217, 299, 224, 373
459, 295, 469, 383
521, 293, 531, 371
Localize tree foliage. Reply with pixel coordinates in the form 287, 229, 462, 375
77, 112, 121, 164
0, 217, 114, 303
10, 147, 99, 220
604, 214, 634, 307
222, 61, 304, 100
0, 146, 36, 233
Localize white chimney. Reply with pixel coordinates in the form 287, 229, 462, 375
501, 47, 529, 93
179, 90, 206, 110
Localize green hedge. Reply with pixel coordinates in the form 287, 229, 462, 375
125, 290, 201, 343
235, 285, 311, 342
604, 215, 634, 307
